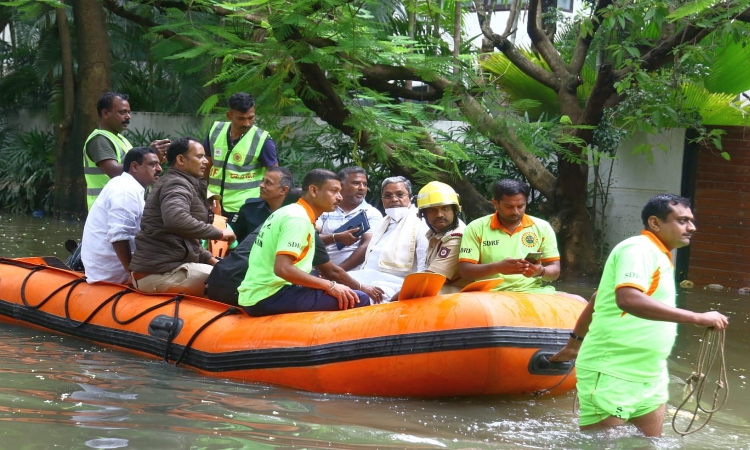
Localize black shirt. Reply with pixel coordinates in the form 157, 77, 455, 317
231, 197, 271, 244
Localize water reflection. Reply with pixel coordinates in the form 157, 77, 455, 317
0, 214, 83, 258
1, 215, 749, 448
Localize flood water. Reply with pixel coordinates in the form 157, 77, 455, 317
1, 214, 749, 449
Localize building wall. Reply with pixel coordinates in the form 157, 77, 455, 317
688, 126, 750, 288
594, 129, 686, 256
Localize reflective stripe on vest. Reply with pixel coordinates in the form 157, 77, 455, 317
207, 121, 268, 212
83, 129, 132, 210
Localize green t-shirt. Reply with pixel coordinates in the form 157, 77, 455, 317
86, 134, 121, 164
237, 200, 316, 307
459, 213, 559, 293
575, 231, 678, 382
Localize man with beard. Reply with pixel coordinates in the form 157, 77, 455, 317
458, 179, 561, 293
238, 169, 370, 316
204, 92, 278, 223
81, 147, 162, 284
129, 138, 235, 297
83, 92, 170, 210
572, 194, 728, 437
317, 167, 383, 270
417, 181, 469, 293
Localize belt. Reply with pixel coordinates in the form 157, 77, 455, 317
131, 271, 152, 281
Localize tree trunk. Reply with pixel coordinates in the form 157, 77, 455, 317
53, 0, 111, 217
53, 5, 75, 208
549, 90, 601, 280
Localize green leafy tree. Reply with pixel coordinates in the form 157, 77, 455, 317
96, 0, 749, 277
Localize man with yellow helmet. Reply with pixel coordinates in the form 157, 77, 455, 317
416, 181, 469, 293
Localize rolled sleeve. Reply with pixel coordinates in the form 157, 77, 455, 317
106, 191, 142, 243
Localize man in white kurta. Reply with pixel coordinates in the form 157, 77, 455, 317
349, 177, 429, 299
81, 148, 162, 284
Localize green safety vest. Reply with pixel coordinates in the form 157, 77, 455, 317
207, 121, 269, 213
83, 129, 133, 210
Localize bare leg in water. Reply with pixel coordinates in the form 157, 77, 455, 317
548, 292, 596, 362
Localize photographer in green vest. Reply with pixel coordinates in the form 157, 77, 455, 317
204, 92, 279, 223
83, 92, 170, 210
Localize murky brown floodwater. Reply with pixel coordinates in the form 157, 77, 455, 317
0, 213, 749, 449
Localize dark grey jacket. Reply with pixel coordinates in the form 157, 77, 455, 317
130, 168, 222, 273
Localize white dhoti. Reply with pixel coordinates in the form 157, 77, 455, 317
347, 269, 405, 302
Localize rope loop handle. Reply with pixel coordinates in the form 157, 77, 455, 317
671, 327, 728, 436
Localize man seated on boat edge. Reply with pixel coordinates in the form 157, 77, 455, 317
458, 178, 584, 302
417, 181, 470, 295
316, 166, 384, 270
207, 185, 385, 305
345, 176, 430, 300
238, 169, 371, 316
129, 137, 236, 297
81, 147, 162, 284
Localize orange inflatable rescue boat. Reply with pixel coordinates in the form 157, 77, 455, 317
0, 256, 583, 398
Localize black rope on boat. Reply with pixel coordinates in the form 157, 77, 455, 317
173, 307, 242, 366
0, 257, 51, 270
4, 257, 244, 369
110, 293, 184, 363
64, 288, 134, 328
19, 265, 88, 310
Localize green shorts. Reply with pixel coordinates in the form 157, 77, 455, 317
576, 368, 668, 426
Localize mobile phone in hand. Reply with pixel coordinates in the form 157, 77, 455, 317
524, 252, 542, 263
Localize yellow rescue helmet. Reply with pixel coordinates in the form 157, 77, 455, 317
416, 181, 462, 213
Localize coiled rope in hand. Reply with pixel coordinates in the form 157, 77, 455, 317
671, 327, 728, 436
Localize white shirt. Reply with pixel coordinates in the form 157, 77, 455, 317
81, 172, 145, 284
317, 201, 383, 269
363, 209, 429, 276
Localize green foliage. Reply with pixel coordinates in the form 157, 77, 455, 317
0, 121, 55, 213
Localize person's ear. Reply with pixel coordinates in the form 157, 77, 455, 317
308, 184, 318, 197
225, 110, 232, 121
647, 215, 660, 232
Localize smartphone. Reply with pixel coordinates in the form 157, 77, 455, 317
524, 252, 542, 263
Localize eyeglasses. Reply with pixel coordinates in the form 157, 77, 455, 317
381, 193, 409, 200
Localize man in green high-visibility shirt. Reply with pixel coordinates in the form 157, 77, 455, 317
204, 92, 278, 224
83, 92, 170, 210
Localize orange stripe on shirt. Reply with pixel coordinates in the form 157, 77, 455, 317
645, 268, 660, 296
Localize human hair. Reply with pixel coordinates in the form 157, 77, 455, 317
302, 169, 338, 191
381, 176, 412, 195
283, 187, 303, 206
337, 166, 366, 183
228, 92, 255, 113
97, 92, 129, 117
492, 179, 529, 200
267, 166, 294, 189
122, 147, 157, 174
641, 193, 692, 228
166, 137, 200, 165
